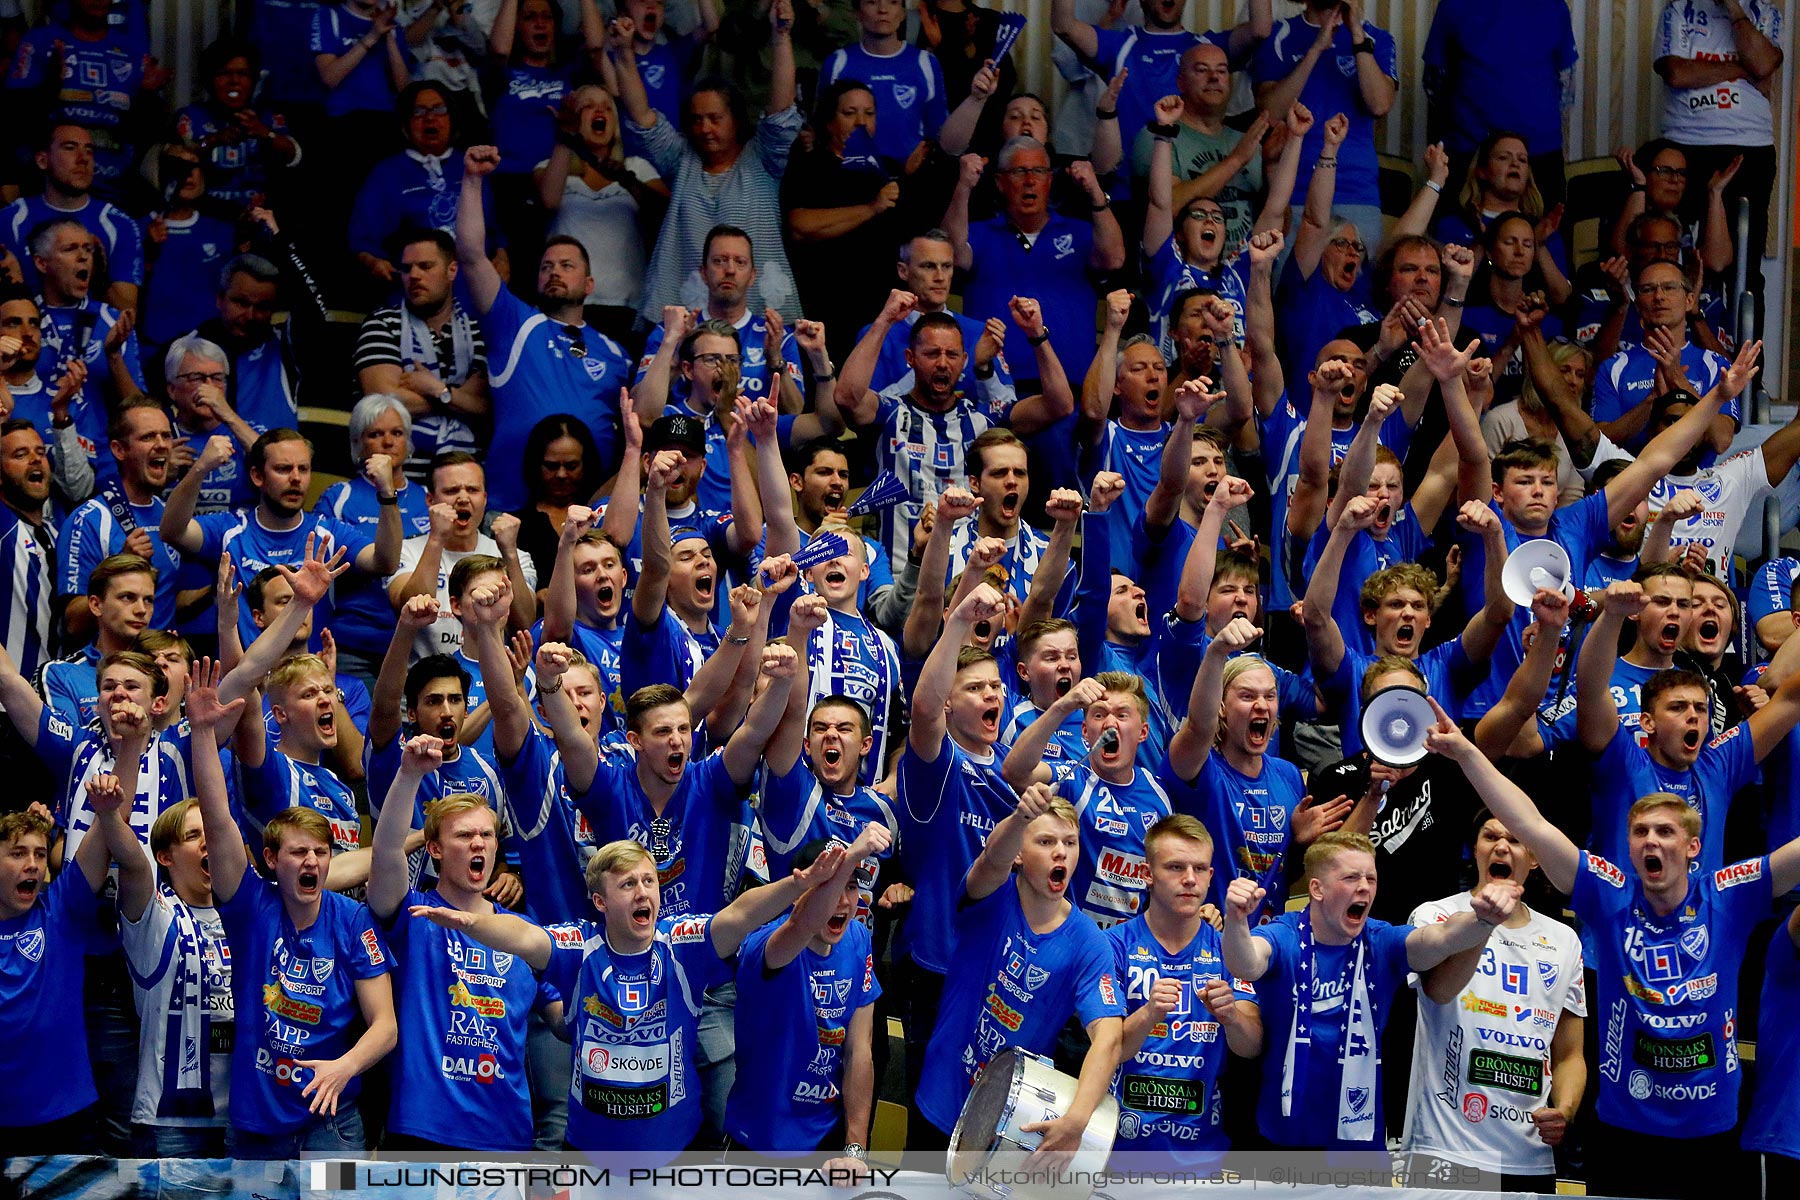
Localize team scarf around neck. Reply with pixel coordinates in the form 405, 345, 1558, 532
157, 888, 216, 1117
810, 609, 898, 785
1283, 905, 1380, 1143
398, 305, 474, 387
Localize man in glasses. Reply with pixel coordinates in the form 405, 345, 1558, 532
1590, 260, 1735, 461
163, 335, 260, 515
456, 145, 632, 515
1574, 211, 1730, 360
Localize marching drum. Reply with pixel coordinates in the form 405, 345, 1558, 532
946, 1049, 1119, 1200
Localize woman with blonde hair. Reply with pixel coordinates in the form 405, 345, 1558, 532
1482, 334, 1592, 507
1434, 131, 1571, 304
537, 83, 669, 345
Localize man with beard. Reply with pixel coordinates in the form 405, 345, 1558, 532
838, 290, 1073, 574
161, 429, 401, 649
1580, 462, 1701, 592
368, 738, 552, 1152
857, 230, 1010, 395
354, 230, 491, 480
30, 218, 144, 470
1222, 831, 1519, 1152
457, 145, 631, 514
0, 124, 141, 312
1053, 0, 1271, 173
1591, 261, 1735, 460
0, 419, 60, 778
1, 285, 90, 488
390, 452, 537, 661
1401, 812, 1587, 1191
59, 403, 183, 639
161, 336, 259, 515
1427, 712, 1800, 1200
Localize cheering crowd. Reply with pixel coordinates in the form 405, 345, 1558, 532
0, 0, 1795, 1194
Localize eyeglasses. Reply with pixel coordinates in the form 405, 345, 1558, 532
1638, 281, 1690, 296
176, 371, 227, 386
1637, 240, 1682, 254
1183, 210, 1226, 225
412, 104, 450, 118
998, 166, 1053, 180
692, 352, 740, 367
1649, 165, 1687, 179
562, 325, 587, 358
1328, 237, 1366, 255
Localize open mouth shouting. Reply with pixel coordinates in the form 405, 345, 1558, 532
693, 574, 715, 601
1394, 622, 1416, 650
980, 705, 1000, 737
1135, 601, 1147, 623
1345, 900, 1368, 923
1046, 865, 1068, 893
1642, 851, 1665, 880
1682, 728, 1701, 752
630, 899, 654, 930
14, 877, 39, 903
297, 869, 320, 893
1054, 675, 1073, 696
1697, 618, 1721, 644
821, 743, 843, 768
467, 854, 487, 883
1658, 621, 1682, 652
1202, 479, 1220, 498
666, 748, 687, 775
1375, 503, 1392, 526
824, 566, 848, 590
1000, 492, 1021, 521
1246, 716, 1271, 746
826, 909, 852, 936
973, 620, 992, 641
435, 716, 460, 741
1144, 387, 1162, 408
316, 709, 337, 745
454, 506, 474, 530
588, 111, 609, 138
75, 267, 91, 286
1487, 859, 1513, 880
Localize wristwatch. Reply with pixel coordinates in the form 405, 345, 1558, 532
1354, 38, 1376, 54
435, 385, 454, 408
843, 1143, 867, 1162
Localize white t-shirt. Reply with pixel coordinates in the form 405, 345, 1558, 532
1402, 895, 1587, 1175
392, 533, 538, 661
119, 894, 234, 1127
1655, 0, 1783, 144
1583, 434, 1773, 581
543, 156, 660, 310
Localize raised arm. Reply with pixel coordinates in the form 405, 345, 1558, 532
1324, 382, 1401, 530
0, 642, 44, 746
1168, 617, 1259, 782
1141, 98, 1182, 258
1390, 143, 1450, 241
408, 901, 553, 970
1003, 677, 1103, 791
902, 490, 970, 660
186, 659, 251, 902
943, 155, 983, 272
1603, 379, 1724, 526
1518, 300, 1600, 467
1019, 489, 1082, 630
966, 783, 1055, 901
1175, 474, 1253, 623
1146, 379, 1219, 534
709, 834, 873, 957
1084, 291, 1131, 441
1289, 111, 1348, 281
1302, 497, 1376, 679
159, 435, 235, 554
1575, 581, 1639, 754
455, 147, 505, 315
369, 735, 442, 921
1286, 358, 1348, 545
218, 534, 351, 710
1049, 0, 1100, 59
1244, 230, 1286, 417
1006, 297, 1077, 436
722, 644, 799, 786
1405, 881, 1519, 972
1220, 876, 1273, 981
835, 291, 913, 428
910, 583, 1007, 759
1254, 6, 1339, 127
1426, 702, 1578, 892
631, 449, 683, 624
469, 585, 534, 762
768, 594, 828, 773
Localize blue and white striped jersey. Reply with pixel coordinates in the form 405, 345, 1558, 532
0, 506, 57, 698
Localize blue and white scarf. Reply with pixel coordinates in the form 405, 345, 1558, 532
1283, 907, 1379, 1143
157, 889, 215, 1118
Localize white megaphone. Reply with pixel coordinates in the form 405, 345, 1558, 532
1360, 685, 1436, 768
1501, 539, 1598, 620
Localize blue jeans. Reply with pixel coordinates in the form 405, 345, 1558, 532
142, 1123, 229, 1157
230, 1103, 365, 1159
526, 1008, 571, 1151
695, 982, 737, 1151
85, 953, 142, 1156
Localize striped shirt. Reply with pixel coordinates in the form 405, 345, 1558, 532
353, 305, 488, 481
44, 712, 194, 871
945, 517, 1052, 601
869, 379, 1018, 574
0, 506, 57, 698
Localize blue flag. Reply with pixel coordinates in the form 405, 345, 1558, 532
841, 126, 886, 176
846, 470, 910, 517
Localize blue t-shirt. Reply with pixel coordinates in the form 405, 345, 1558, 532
916, 883, 1123, 1134
1325, 639, 1480, 760
726, 917, 880, 1153
193, 508, 373, 650
575, 749, 749, 918
1144, 237, 1247, 360
481, 288, 628, 512
1421, 0, 1579, 153
1302, 504, 1432, 655
6, 24, 145, 193
1088, 419, 1171, 577
252, 0, 327, 106
310, 4, 412, 117
819, 43, 949, 166
0, 195, 143, 295
218, 332, 300, 438
1089, 27, 1235, 175
1460, 489, 1611, 719
57, 494, 181, 629
499, 724, 590, 925
1591, 342, 1734, 462
0, 867, 102, 1127
1585, 723, 1757, 880
1050, 761, 1172, 929
348, 152, 501, 262
1250, 912, 1413, 1148
1743, 921, 1800, 1159
535, 616, 627, 740
313, 479, 432, 655
38, 644, 101, 729
141, 213, 236, 351
895, 736, 1017, 973
757, 757, 901, 889
1163, 750, 1308, 924
544, 913, 729, 1155
217, 873, 391, 1134
963, 212, 1101, 386
999, 701, 1089, 766
363, 733, 506, 884
1748, 556, 1799, 630
1108, 914, 1257, 1160
490, 63, 576, 176
38, 299, 142, 468
1573, 851, 1770, 1138
242, 746, 362, 856
1274, 254, 1382, 386
1250, 16, 1398, 207
619, 605, 711, 708
633, 36, 702, 130
381, 889, 554, 1150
